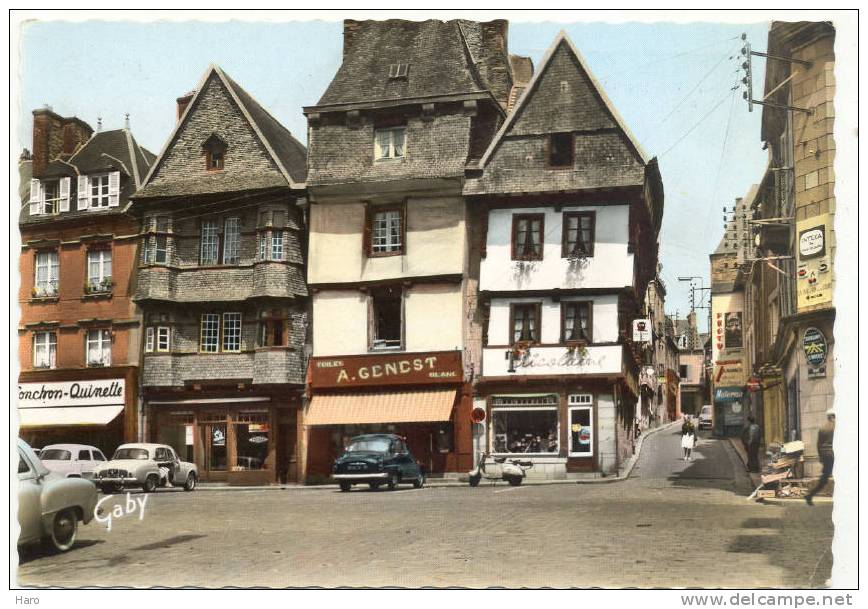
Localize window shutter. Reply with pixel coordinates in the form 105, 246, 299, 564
77, 175, 89, 210
59, 177, 71, 212
29, 179, 42, 215
108, 171, 121, 207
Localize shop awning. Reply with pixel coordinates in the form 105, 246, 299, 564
18, 405, 124, 428
305, 389, 457, 426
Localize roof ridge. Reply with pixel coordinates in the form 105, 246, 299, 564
123, 129, 142, 187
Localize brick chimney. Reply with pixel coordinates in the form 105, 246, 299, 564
343, 20, 362, 58
31, 108, 93, 178
177, 90, 196, 122
477, 20, 512, 109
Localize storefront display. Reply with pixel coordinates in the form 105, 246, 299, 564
490, 395, 559, 454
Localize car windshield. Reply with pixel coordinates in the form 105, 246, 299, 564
345, 438, 391, 453
40, 449, 71, 460
113, 448, 150, 460
701, 407, 713, 415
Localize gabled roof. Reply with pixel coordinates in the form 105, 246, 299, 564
478, 31, 649, 169
309, 20, 497, 111
138, 64, 307, 195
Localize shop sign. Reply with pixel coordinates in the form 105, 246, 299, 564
803, 327, 828, 378
18, 378, 125, 408
714, 387, 744, 403
212, 427, 225, 446
248, 436, 268, 444
746, 376, 762, 393
310, 351, 463, 389
632, 319, 651, 343
578, 426, 591, 445
796, 213, 833, 311
470, 406, 486, 424
714, 357, 745, 387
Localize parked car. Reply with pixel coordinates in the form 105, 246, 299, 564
17, 439, 99, 552
698, 405, 714, 430
40, 444, 108, 480
332, 434, 426, 492
93, 443, 198, 493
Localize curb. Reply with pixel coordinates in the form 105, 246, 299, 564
759, 496, 833, 506
616, 419, 682, 481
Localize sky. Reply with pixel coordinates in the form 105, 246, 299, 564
16, 17, 771, 333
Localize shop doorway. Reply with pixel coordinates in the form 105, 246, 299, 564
202, 423, 228, 478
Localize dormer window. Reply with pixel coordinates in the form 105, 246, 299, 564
203, 133, 227, 171
388, 63, 409, 79
29, 177, 71, 215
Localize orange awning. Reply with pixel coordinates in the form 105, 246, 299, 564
305, 389, 457, 426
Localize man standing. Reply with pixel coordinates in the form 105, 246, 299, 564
806, 410, 835, 505
742, 415, 761, 472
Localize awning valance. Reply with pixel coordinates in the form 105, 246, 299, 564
18, 405, 124, 428
305, 389, 457, 426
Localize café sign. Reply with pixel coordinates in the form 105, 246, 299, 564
18, 379, 125, 408
310, 351, 462, 389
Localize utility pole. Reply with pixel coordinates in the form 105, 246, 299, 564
740, 33, 813, 114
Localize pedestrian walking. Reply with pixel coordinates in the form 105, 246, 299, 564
681, 418, 696, 461
742, 415, 762, 472
805, 410, 835, 505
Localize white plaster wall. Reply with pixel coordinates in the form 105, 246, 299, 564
308, 196, 466, 284
312, 290, 369, 356
596, 393, 617, 474
480, 205, 633, 291
404, 283, 464, 352
487, 295, 619, 345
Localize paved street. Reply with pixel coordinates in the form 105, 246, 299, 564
17, 426, 833, 588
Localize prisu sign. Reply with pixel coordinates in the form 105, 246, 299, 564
18, 379, 125, 408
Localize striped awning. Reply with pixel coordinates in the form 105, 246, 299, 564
305, 389, 457, 426
18, 405, 124, 428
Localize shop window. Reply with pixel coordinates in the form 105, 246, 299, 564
511, 214, 544, 260
562, 211, 595, 257
548, 132, 574, 168
236, 416, 270, 470
34, 251, 59, 297
370, 286, 402, 351
367, 206, 404, 256
33, 331, 56, 369
510, 303, 541, 345
568, 397, 593, 457
561, 301, 591, 343
491, 395, 559, 455
86, 329, 112, 367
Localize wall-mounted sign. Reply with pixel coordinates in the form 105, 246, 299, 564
714, 357, 745, 387
18, 379, 125, 409
796, 213, 833, 311
633, 319, 651, 343
714, 387, 744, 403
310, 351, 463, 388
470, 406, 486, 424
803, 326, 828, 378
724, 312, 743, 349
746, 376, 762, 393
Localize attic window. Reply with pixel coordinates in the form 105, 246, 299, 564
548, 132, 574, 168
202, 133, 227, 171
388, 63, 409, 79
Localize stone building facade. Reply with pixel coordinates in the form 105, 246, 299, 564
132, 65, 309, 485
17, 108, 154, 455
465, 33, 664, 477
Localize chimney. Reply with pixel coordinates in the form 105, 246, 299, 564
479, 20, 512, 109
31, 108, 93, 178
176, 90, 195, 122
343, 20, 361, 58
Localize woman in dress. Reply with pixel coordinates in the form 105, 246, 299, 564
681, 419, 696, 461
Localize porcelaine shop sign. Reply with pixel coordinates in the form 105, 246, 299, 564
310, 351, 462, 388
18, 379, 125, 408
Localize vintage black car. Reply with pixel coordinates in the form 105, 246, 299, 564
332, 434, 425, 492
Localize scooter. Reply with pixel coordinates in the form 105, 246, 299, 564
468, 451, 533, 487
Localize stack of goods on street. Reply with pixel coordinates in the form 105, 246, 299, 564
751, 440, 805, 500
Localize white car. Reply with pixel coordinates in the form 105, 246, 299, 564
39, 444, 108, 480
93, 443, 198, 493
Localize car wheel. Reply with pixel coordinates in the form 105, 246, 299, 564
183, 473, 197, 492
387, 471, 398, 491
469, 473, 481, 487
142, 475, 158, 493
368, 481, 381, 490
46, 508, 78, 552
507, 476, 523, 487
339, 481, 352, 492
413, 472, 426, 489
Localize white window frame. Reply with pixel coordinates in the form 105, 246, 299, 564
156, 326, 171, 352
568, 394, 594, 458
222, 217, 240, 265
489, 394, 560, 457
86, 329, 112, 367
200, 220, 219, 266
86, 249, 112, 292
270, 231, 284, 261
200, 314, 220, 353
145, 327, 155, 353
222, 313, 242, 353
373, 127, 406, 160
370, 209, 403, 254
89, 173, 111, 208
34, 251, 59, 297
33, 331, 57, 369
258, 231, 268, 261
42, 180, 60, 215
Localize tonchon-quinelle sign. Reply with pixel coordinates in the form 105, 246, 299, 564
18, 379, 125, 408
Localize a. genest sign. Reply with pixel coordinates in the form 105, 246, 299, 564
310, 351, 462, 388
18, 379, 125, 408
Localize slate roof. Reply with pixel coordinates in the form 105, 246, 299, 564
19, 129, 155, 226
136, 65, 307, 199
311, 19, 496, 110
